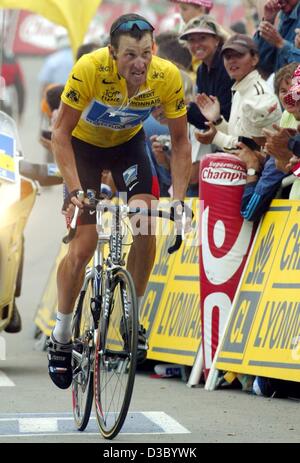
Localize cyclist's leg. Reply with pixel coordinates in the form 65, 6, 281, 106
48, 225, 97, 389
56, 225, 97, 316
48, 137, 104, 389
126, 193, 157, 298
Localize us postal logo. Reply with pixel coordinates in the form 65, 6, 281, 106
83, 100, 152, 130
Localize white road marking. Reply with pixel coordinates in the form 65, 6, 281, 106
142, 411, 190, 434
0, 412, 190, 437
19, 418, 58, 433
0, 371, 15, 387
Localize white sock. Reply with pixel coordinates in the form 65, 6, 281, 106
52, 312, 73, 344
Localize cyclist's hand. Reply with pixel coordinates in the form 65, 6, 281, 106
62, 189, 84, 219
170, 200, 193, 235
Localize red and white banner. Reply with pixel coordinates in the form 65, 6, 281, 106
199, 154, 256, 378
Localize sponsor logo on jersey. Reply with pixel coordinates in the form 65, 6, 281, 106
151, 70, 165, 79
176, 98, 185, 111
99, 65, 112, 72
66, 89, 80, 103
83, 100, 152, 130
123, 164, 138, 187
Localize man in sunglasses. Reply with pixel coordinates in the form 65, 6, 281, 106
47, 13, 191, 389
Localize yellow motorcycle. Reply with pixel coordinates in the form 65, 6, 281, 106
0, 110, 37, 333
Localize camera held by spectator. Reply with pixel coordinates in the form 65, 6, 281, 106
156, 135, 172, 152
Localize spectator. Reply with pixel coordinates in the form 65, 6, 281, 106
170, 0, 213, 25
195, 34, 274, 152
38, 28, 74, 96
40, 84, 64, 152
179, 15, 233, 131
144, 33, 195, 196
241, 0, 259, 34
264, 64, 300, 183
236, 93, 284, 222
76, 42, 99, 61
167, 0, 230, 75
253, 0, 300, 76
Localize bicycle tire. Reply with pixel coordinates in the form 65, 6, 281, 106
71, 280, 95, 431
94, 267, 138, 439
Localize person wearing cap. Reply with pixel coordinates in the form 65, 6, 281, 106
47, 13, 192, 390
179, 15, 233, 133
195, 34, 275, 152
236, 93, 286, 222
169, 0, 213, 24
253, 0, 300, 76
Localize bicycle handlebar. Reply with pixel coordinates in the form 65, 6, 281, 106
62, 201, 184, 254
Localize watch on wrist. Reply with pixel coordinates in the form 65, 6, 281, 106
247, 168, 259, 176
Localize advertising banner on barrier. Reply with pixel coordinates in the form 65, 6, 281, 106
199, 154, 255, 378
35, 198, 201, 366
216, 201, 300, 382
142, 199, 201, 366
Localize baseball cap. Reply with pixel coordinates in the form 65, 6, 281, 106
221, 33, 258, 55
239, 94, 282, 138
284, 64, 300, 107
170, 0, 213, 10
179, 15, 219, 40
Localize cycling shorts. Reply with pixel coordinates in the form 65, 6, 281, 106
65, 129, 160, 225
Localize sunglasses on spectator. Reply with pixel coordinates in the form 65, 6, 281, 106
111, 20, 154, 34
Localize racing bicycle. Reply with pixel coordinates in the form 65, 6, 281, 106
64, 192, 185, 439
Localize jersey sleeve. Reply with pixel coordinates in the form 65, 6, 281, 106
161, 64, 187, 119
61, 54, 96, 111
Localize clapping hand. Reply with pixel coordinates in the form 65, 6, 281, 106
195, 93, 221, 122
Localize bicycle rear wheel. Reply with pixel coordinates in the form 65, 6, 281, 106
94, 267, 138, 439
72, 278, 94, 431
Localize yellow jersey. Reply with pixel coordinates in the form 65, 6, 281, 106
61, 47, 187, 148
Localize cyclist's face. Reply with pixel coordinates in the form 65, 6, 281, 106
111, 34, 153, 89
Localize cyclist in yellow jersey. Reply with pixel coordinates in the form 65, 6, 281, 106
47, 13, 192, 389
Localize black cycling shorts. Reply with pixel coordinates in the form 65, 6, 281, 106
65, 129, 160, 225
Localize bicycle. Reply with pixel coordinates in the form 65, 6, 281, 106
64, 192, 185, 439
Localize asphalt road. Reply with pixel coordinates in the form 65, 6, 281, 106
0, 56, 300, 445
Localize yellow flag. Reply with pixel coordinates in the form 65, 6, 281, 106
0, 0, 101, 56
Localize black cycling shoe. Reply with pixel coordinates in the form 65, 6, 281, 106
137, 324, 148, 365
120, 317, 148, 364
47, 334, 73, 390
5, 303, 22, 333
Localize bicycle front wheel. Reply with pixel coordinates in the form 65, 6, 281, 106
72, 279, 94, 431
94, 268, 138, 439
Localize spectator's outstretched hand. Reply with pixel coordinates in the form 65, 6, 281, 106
195, 93, 220, 122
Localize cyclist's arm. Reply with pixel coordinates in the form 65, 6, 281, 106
51, 102, 82, 194
167, 114, 192, 200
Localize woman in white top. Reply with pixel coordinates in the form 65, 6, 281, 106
195, 33, 277, 152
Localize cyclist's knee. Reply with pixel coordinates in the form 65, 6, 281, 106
66, 244, 95, 271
